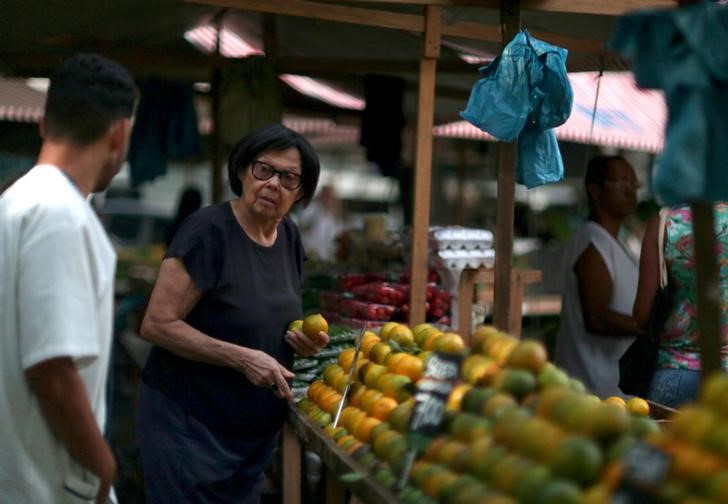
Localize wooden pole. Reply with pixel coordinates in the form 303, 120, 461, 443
691, 201, 722, 380
408, 5, 441, 326
210, 10, 226, 203
492, 0, 520, 332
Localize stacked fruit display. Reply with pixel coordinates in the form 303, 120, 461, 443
297, 322, 662, 503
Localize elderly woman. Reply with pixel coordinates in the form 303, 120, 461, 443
137, 124, 329, 503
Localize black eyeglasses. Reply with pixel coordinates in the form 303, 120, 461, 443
251, 160, 303, 190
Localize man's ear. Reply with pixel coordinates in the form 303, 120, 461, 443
108, 118, 132, 152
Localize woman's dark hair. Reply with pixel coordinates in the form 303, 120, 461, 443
227, 124, 320, 207
584, 155, 627, 216
44, 53, 139, 146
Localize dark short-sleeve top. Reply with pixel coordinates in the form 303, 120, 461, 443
142, 202, 304, 435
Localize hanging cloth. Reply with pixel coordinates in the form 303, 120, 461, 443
218, 56, 282, 152
127, 78, 202, 187
610, 2, 728, 206
460, 30, 573, 188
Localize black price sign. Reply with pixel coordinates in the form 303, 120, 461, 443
611, 441, 672, 504
407, 352, 463, 441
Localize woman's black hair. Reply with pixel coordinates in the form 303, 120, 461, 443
227, 124, 320, 207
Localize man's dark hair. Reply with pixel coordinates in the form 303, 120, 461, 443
584, 155, 628, 216
227, 124, 320, 207
43, 53, 138, 145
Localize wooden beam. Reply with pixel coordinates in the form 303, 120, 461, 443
691, 201, 722, 380
330, 0, 676, 16
408, 5, 440, 327
282, 424, 302, 504
184, 0, 607, 54
492, 0, 519, 334
185, 0, 425, 32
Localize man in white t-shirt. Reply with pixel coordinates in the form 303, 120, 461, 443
0, 54, 137, 503
555, 156, 642, 398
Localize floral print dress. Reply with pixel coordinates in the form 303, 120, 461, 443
658, 203, 728, 370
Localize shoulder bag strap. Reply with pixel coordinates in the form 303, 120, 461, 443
658, 208, 668, 289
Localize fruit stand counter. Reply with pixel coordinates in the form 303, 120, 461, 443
283, 407, 399, 504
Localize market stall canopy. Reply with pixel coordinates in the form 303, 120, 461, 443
0, 0, 676, 123
434, 71, 666, 153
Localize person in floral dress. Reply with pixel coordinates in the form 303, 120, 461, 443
633, 203, 728, 407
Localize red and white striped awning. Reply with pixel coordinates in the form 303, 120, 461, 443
0, 78, 45, 123
433, 71, 666, 153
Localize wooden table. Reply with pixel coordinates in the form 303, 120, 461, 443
458, 268, 543, 344
283, 407, 400, 504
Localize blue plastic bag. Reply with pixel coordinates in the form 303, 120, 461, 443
460, 30, 573, 188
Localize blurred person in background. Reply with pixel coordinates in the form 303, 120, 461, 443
633, 203, 728, 407
165, 185, 203, 248
297, 184, 345, 262
137, 124, 329, 503
0, 53, 137, 503
555, 155, 642, 398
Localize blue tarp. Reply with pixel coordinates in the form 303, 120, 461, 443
610, 2, 728, 206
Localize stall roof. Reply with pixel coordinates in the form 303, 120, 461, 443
0, 0, 677, 123
434, 71, 666, 153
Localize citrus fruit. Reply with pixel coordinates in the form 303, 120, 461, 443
378, 321, 399, 340
360, 331, 381, 357
288, 319, 303, 332
368, 342, 392, 364
362, 362, 388, 389
323, 364, 346, 387
492, 368, 537, 400
625, 397, 650, 417
389, 324, 415, 349
604, 396, 627, 408
432, 332, 466, 353
302, 313, 328, 340
549, 435, 603, 485
353, 416, 382, 443
368, 396, 398, 421
337, 347, 360, 372
507, 339, 548, 374
392, 354, 424, 382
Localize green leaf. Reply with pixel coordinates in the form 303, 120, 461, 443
339, 472, 367, 483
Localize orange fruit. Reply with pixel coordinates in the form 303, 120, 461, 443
360, 331, 381, 357
302, 313, 328, 340
348, 382, 367, 408
307, 380, 325, 402
288, 319, 303, 332
363, 363, 388, 389
422, 330, 444, 350
333, 373, 349, 394
432, 332, 466, 353
353, 416, 382, 443
471, 325, 500, 352
376, 373, 413, 402
359, 389, 385, 414
447, 384, 473, 411
604, 396, 626, 409
392, 354, 424, 382
507, 339, 549, 374
388, 324, 415, 349
378, 321, 399, 341
323, 364, 346, 387
338, 348, 359, 372
342, 408, 368, 434
625, 397, 650, 417
385, 352, 407, 372
388, 400, 414, 432
368, 396, 398, 421
369, 342, 393, 365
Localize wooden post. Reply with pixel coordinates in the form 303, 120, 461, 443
282, 424, 302, 504
210, 10, 226, 203
325, 470, 346, 504
691, 201, 722, 381
492, 0, 520, 333
408, 5, 441, 326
